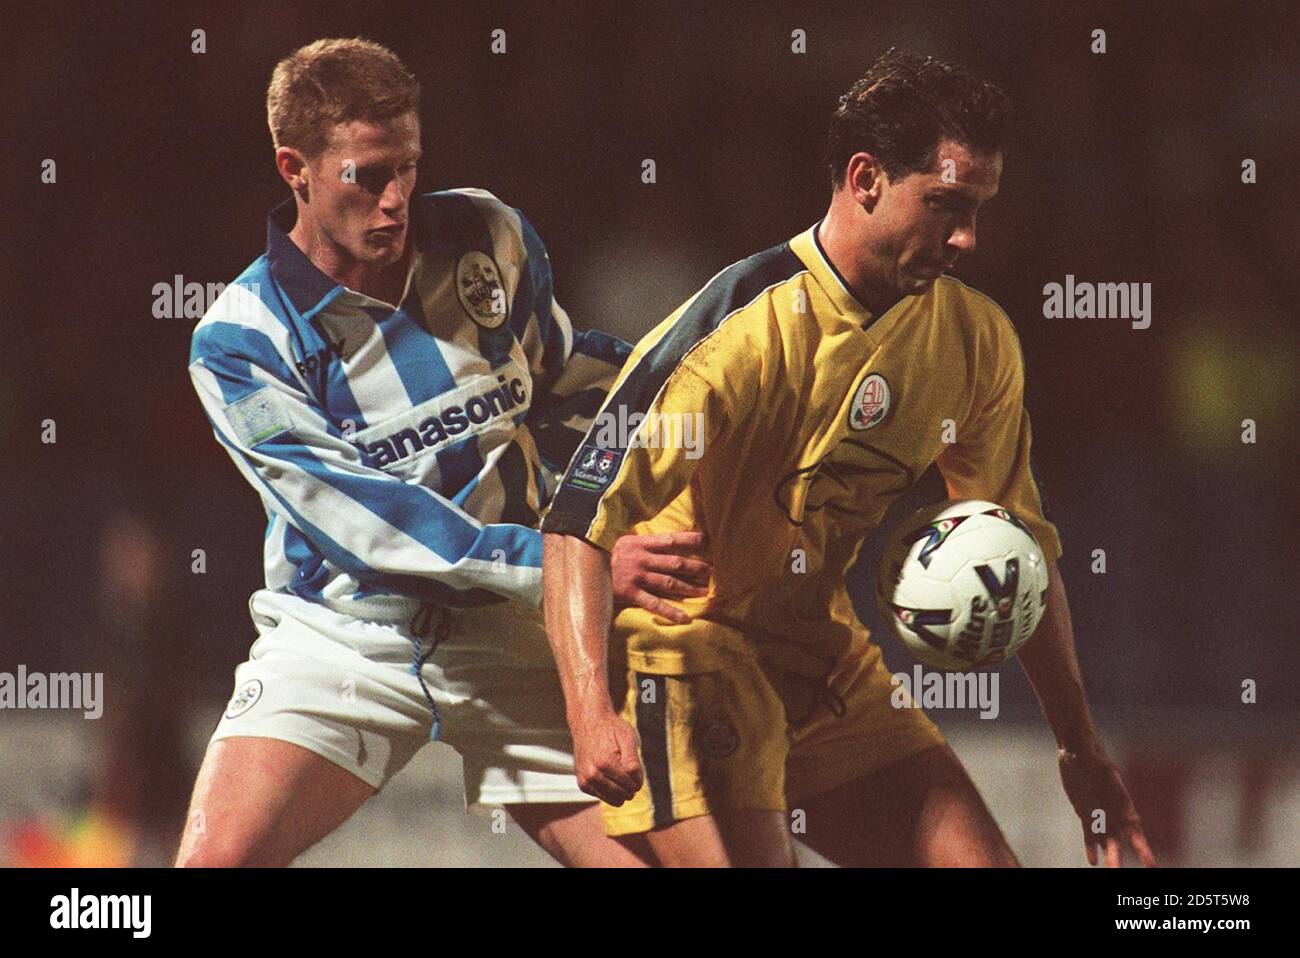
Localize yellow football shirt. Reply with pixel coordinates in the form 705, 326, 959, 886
541, 222, 1062, 675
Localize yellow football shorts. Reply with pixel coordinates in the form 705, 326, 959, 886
602, 640, 947, 836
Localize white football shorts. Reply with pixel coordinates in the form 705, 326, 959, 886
209, 588, 592, 807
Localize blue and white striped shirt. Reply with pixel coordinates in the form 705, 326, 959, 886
189, 189, 629, 619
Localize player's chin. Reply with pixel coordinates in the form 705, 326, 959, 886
902, 272, 940, 293
358, 234, 405, 263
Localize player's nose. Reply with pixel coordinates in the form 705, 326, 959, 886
947, 223, 976, 255
379, 175, 408, 211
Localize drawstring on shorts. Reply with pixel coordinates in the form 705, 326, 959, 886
818, 681, 848, 719
409, 604, 453, 741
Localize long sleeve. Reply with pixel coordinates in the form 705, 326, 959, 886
508, 207, 631, 475
190, 313, 544, 608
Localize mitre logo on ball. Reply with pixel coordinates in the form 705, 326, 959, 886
877, 499, 1050, 671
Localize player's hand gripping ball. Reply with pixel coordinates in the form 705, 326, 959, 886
876, 499, 1049, 671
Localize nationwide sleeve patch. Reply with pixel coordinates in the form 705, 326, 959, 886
225, 388, 291, 447
564, 443, 623, 492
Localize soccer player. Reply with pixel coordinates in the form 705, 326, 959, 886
177, 38, 709, 867
541, 50, 1157, 867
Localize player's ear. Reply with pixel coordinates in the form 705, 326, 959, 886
275, 146, 311, 201
845, 152, 884, 212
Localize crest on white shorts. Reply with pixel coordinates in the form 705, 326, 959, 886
225, 679, 263, 719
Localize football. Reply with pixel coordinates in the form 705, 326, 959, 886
876, 499, 1050, 670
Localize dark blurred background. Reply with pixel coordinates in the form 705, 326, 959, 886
1, 0, 1296, 866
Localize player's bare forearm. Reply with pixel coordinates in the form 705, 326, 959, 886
1017, 559, 1157, 866
542, 532, 618, 722
542, 532, 645, 805
1016, 559, 1102, 752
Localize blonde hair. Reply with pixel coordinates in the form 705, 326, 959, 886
267, 38, 419, 158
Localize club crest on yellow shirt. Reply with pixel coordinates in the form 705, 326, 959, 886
849, 372, 891, 430
456, 251, 509, 328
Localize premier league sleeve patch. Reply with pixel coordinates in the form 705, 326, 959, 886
225, 388, 292, 447
564, 443, 623, 492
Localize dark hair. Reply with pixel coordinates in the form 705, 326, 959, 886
826, 48, 1011, 188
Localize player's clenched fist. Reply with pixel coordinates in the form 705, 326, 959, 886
570, 708, 644, 806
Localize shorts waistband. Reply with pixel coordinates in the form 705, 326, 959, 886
321, 593, 429, 624
251, 589, 432, 628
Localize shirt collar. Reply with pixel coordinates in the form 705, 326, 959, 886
790, 220, 916, 341
266, 199, 342, 318
265, 197, 430, 317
